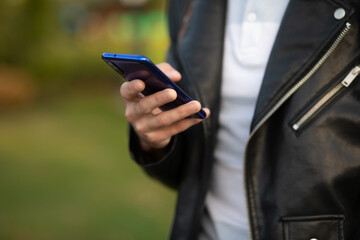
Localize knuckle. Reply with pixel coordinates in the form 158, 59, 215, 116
146, 134, 158, 143
148, 133, 166, 144
121, 81, 142, 98
154, 91, 167, 104
134, 122, 145, 134
174, 121, 186, 132
131, 81, 139, 92
156, 114, 168, 127
138, 99, 149, 113
172, 121, 187, 134
125, 109, 134, 122
120, 82, 128, 97
178, 106, 190, 118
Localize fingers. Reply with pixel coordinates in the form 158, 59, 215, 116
150, 101, 201, 128
202, 108, 211, 118
157, 62, 182, 82
137, 108, 210, 148
119, 61, 208, 151
134, 100, 201, 133
120, 80, 145, 100
133, 104, 210, 150
120, 62, 180, 101
140, 118, 203, 146
124, 87, 178, 125
134, 88, 177, 115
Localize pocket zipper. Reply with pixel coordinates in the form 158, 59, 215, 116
292, 65, 360, 131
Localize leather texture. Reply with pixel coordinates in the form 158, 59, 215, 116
129, 0, 360, 239
281, 215, 345, 240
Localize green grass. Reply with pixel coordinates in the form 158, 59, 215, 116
0, 94, 176, 240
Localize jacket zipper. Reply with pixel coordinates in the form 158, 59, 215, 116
292, 65, 360, 131
244, 22, 351, 240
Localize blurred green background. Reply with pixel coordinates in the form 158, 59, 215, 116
0, 0, 176, 239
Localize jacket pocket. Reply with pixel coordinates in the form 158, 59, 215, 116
281, 215, 345, 240
291, 65, 360, 132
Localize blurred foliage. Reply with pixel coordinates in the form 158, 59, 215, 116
0, 96, 176, 240
0, 0, 169, 97
0, 0, 176, 239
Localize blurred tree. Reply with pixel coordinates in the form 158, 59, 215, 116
0, 0, 169, 97
0, 0, 54, 64
0, 1, 175, 239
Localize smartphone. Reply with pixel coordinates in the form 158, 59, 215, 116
102, 53, 206, 119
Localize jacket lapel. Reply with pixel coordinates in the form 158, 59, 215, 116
177, 0, 227, 112
251, 0, 353, 129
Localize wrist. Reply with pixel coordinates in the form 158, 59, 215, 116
139, 138, 172, 161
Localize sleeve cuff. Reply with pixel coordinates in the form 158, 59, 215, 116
128, 125, 178, 167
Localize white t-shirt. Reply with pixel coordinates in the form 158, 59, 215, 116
200, 0, 289, 239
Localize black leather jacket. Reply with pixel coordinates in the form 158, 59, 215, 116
130, 0, 360, 239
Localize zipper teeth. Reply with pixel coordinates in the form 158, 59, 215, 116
293, 64, 360, 131
292, 83, 343, 130
244, 22, 352, 240
251, 22, 351, 135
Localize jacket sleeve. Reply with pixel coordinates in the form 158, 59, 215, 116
128, 125, 185, 189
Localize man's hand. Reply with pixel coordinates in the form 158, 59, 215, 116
120, 62, 210, 152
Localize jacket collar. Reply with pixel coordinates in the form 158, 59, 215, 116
175, 0, 353, 131
251, 0, 353, 129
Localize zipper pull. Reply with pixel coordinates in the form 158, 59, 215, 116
342, 65, 360, 87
